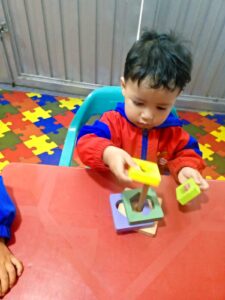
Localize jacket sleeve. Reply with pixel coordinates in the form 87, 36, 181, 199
167, 128, 206, 180
0, 176, 16, 240
76, 112, 121, 169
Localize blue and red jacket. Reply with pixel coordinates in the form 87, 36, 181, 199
77, 102, 205, 180
0, 176, 15, 239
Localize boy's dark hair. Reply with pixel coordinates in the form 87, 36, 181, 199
124, 30, 192, 91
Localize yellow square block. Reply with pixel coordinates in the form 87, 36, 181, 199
128, 158, 161, 186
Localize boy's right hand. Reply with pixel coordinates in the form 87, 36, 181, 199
0, 238, 23, 297
103, 146, 138, 184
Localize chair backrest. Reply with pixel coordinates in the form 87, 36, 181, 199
69, 86, 124, 132
59, 85, 178, 166
59, 86, 124, 166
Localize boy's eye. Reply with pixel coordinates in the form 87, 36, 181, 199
157, 107, 167, 110
133, 101, 144, 106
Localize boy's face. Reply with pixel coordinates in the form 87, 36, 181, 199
121, 77, 180, 129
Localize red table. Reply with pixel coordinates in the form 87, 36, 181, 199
2, 163, 225, 300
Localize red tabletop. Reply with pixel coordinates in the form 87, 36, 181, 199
2, 163, 225, 300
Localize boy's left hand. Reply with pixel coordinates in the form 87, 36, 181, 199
0, 239, 23, 297
178, 167, 209, 191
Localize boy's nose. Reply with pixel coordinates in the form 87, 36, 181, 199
141, 109, 153, 122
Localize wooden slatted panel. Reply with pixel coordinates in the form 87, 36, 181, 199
142, 0, 225, 100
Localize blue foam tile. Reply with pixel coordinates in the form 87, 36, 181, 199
0, 99, 10, 105
206, 114, 225, 125
71, 105, 80, 114
35, 95, 57, 106
38, 148, 62, 165
34, 117, 63, 134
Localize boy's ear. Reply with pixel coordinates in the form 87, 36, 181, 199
177, 88, 182, 97
120, 77, 126, 96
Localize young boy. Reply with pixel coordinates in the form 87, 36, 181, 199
76, 30, 209, 191
0, 175, 23, 297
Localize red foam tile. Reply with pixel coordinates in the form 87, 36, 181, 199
1, 143, 34, 161
13, 124, 44, 141
2, 91, 31, 103
2, 113, 32, 130
197, 132, 225, 153
178, 111, 203, 123
194, 117, 221, 132
54, 111, 74, 127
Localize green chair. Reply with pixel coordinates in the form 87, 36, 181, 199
59, 86, 178, 167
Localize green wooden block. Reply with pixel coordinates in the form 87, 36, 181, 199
176, 178, 201, 205
122, 188, 164, 224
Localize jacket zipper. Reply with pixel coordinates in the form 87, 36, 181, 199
141, 129, 148, 160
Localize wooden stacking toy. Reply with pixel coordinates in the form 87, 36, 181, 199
109, 158, 164, 235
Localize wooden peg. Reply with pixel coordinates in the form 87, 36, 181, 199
133, 184, 149, 212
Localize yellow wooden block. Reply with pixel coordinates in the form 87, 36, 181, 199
128, 158, 161, 186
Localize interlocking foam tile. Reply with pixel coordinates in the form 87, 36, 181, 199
34, 117, 63, 134
0, 104, 18, 118
210, 126, 225, 142
199, 112, 214, 117
1, 143, 35, 162
42, 102, 68, 116
2, 113, 32, 130
202, 165, 221, 180
182, 123, 207, 139
197, 132, 225, 154
204, 152, 225, 175
0, 120, 12, 137
22, 107, 52, 122
0, 152, 9, 171
199, 143, 214, 161
27, 94, 57, 106
58, 97, 83, 110
206, 113, 225, 125
0, 131, 22, 151
194, 117, 220, 133
24, 134, 58, 155
0, 89, 224, 180
179, 111, 202, 123
54, 110, 74, 127
14, 123, 44, 141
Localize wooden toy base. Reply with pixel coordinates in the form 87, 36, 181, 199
122, 188, 164, 224
118, 198, 162, 236
109, 193, 155, 232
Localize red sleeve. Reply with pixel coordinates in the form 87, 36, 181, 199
76, 112, 122, 169
167, 128, 206, 181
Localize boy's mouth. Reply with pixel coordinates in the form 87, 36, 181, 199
137, 122, 153, 128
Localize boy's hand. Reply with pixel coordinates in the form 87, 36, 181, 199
103, 146, 138, 184
178, 167, 209, 191
0, 238, 23, 297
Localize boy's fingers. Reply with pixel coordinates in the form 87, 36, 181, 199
192, 172, 209, 190
125, 155, 138, 169
190, 171, 201, 184
10, 256, 23, 277
177, 172, 187, 184
0, 269, 9, 296
199, 178, 209, 191
115, 168, 132, 183
113, 165, 132, 184
6, 263, 16, 288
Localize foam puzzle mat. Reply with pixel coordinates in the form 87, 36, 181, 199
0, 89, 224, 180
